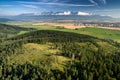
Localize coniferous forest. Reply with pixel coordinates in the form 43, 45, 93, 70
0, 27, 120, 80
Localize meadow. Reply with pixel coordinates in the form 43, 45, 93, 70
5, 21, 120, 43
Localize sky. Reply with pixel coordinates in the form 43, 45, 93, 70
0, 0, 120, 18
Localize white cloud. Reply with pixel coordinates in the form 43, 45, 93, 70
38, 0, 67, 3
19, 1, 94, 7
89, 0, 107, 6
100, 0, 106, 4
55, 11, 71, 15
77, 11, 90, 16
22, 5, 38, 9
64, 11, 71, 15
89, 0, 98, 6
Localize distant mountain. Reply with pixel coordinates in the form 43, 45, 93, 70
1, 12, 114, 21
14, 14, 113, 21
17, 13, 35, 16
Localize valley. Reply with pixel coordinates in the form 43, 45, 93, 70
0, 26, 120, 79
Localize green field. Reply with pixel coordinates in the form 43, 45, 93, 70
67, 28, 120, 42
5, 21, 120, 42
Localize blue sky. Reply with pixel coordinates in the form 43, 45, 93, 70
0, 0, 120, 18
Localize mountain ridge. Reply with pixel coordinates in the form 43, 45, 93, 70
0, 12, 114, 21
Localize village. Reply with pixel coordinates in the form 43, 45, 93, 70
74, 22, 120, 28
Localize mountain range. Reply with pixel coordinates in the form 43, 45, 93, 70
0, 12, 116, 21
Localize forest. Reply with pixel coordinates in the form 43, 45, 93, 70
0, 29, 120, 80
0, 23, 34, 39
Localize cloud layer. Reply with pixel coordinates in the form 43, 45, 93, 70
22, 4, 38, 9
1, 0, 120, 18
19, 1, 95, 7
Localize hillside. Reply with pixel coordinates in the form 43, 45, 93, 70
5, 21, 120, 43
0, 23, 35, 39
0, 30, 120, 80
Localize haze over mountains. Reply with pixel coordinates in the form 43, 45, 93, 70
0, 11, 115, 21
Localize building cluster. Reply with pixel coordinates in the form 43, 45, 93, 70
74, 22, 120, 27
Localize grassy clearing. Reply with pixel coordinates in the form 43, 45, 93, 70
8, 43, 69, 71
18, 31, 29, 35
97, 41, 118, 55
